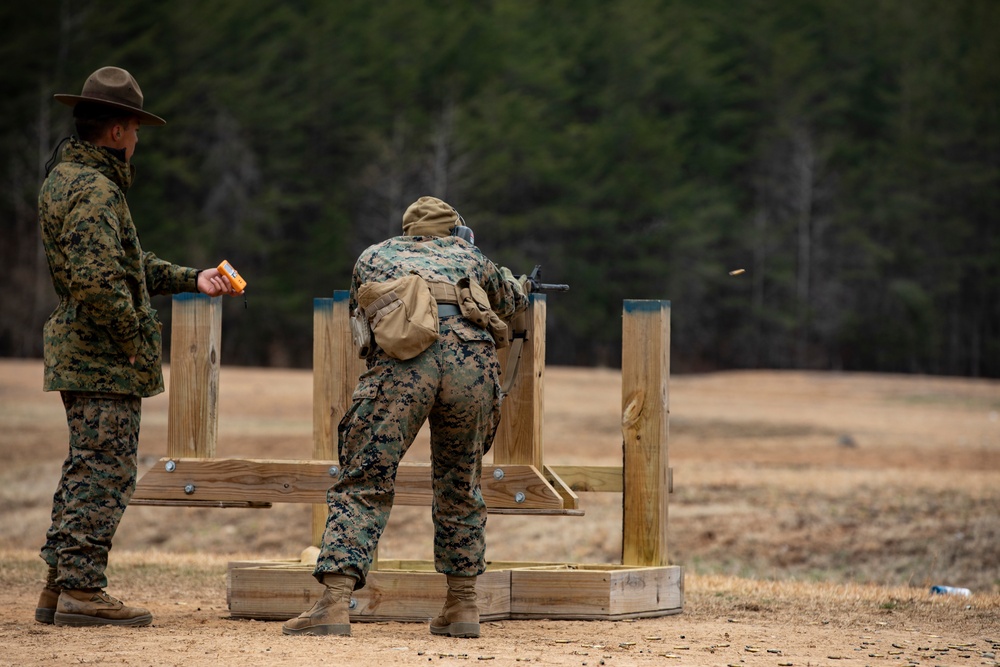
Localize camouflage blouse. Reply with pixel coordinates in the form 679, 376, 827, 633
350, 235, 527, 339
38, 138, 199, 397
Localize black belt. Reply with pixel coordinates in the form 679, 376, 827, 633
438, 304, 461, 317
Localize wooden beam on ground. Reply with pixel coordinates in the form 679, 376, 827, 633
133, 458, 570, 511
494, 295, 546, 470
226, 559, 682, 621
509, 563, 683, 619
620, 300, 671, 568
227, 561, 512, 622
167, 294, 222, 459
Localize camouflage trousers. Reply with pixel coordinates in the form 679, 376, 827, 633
314, 324, 502, 589
40, 391, 141, 590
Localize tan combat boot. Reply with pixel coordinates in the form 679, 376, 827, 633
34, 566, 59, 624
282, 574, 355, 636
54, 589, 152, 627
430, 574, 480, 638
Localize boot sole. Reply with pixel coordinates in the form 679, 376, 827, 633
282, 623, 351, 636
35, 608, 55, 625
53, 612, 152, 627
430, 622, 480, 638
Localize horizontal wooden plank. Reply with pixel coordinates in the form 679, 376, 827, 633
129, 499, 272, 509
226, 558, 563, 573
227, 559, 683, 621
510, 564, 683, 619
488, 508, 585, 516
542, 466, 671, 494
134, 458, 566, 510
547, 465, 624, 492
228, 564, 510, 621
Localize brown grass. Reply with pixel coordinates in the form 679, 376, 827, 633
1, 359, 998, 665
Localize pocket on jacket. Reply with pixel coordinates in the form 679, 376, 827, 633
134, 308, 162, 363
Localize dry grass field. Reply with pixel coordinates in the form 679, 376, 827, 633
1, 358, 998, 666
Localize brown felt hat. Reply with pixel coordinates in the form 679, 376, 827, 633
402, 196, 460, 237
54, 66, 166, 126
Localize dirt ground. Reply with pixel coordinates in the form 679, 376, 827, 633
1, 358, 998, 666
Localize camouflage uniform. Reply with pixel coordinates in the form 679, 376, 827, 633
38, 138, 200, 589
314, 235, 527, 589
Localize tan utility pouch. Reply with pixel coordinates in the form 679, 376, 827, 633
456, 276, 509, 348
357, 274, 439, 360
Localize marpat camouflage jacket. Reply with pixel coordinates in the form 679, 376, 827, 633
38, 138, 199, 397
350, 235, 527, 341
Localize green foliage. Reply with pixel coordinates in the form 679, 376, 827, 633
2, 0, 998, 375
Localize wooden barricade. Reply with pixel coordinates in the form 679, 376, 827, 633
133, 293, 683, 620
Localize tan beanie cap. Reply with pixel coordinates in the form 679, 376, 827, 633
401, 196, 460, 237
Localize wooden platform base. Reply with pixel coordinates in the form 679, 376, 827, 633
509, 564, 684, 620
227, 558, 683, 622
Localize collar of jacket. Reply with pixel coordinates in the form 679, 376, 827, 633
62, 137, 135, 192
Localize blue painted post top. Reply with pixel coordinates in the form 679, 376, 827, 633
622, 300, 671, 313
174, 292, 217, 303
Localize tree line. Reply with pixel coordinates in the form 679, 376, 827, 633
2, 0, 997, 376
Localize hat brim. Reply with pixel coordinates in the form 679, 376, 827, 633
54, 93, 166, 126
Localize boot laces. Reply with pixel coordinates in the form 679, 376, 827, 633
93, 590, 123, 605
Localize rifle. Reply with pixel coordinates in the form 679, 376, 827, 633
502, 265, 568, 397
522, 264, 569, 295
449, 225, 568, 395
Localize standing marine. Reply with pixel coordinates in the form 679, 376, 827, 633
282, 196, 528, 638
35, 66, 239, 627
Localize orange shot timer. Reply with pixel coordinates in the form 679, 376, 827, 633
217, 260, 247, 293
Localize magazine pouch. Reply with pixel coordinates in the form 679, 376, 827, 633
456, 276, 509, 348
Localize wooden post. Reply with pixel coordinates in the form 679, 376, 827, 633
493, 294, 546, 470
167, 293, 222, 459
620, 300, 670, 567
311, 293, 367, 546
